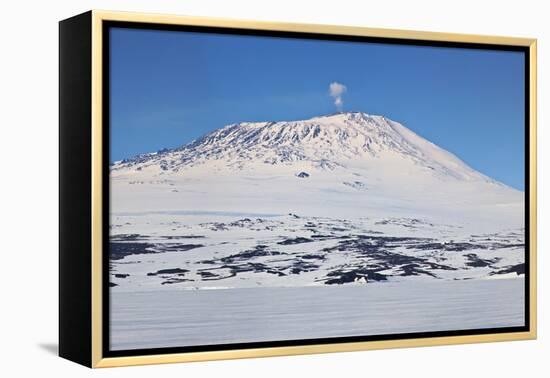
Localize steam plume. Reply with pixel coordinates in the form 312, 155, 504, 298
329, 82, 347, 111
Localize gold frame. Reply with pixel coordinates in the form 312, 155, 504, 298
89, 9, 537, 368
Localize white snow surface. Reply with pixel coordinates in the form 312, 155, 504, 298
110, 278, 525, 350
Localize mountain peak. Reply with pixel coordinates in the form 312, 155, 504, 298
295, 111, 375, 122
111, 111, 496, 186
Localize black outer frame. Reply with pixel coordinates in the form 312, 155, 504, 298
59, 12, 531, 367
59, 11, 93, 367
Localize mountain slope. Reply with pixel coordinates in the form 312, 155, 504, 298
110, 112, 523, 229
113, 112, 497, 183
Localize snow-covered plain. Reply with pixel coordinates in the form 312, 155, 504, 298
111, 278, 525, 350
108, 112, 525, 350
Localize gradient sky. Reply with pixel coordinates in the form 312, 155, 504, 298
109, 27, 526, 190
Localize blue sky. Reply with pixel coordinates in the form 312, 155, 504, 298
109, 27, 525, 190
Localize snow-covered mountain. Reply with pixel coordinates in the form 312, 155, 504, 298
111, 112, 521, 222
109, 112, 524, 290
113, 112, 495, 183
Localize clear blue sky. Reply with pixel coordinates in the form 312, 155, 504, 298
109, 27, 525, 190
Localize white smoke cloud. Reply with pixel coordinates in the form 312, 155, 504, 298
329, 82, 347, 111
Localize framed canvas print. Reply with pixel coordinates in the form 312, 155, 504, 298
59, 10, 537, 368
